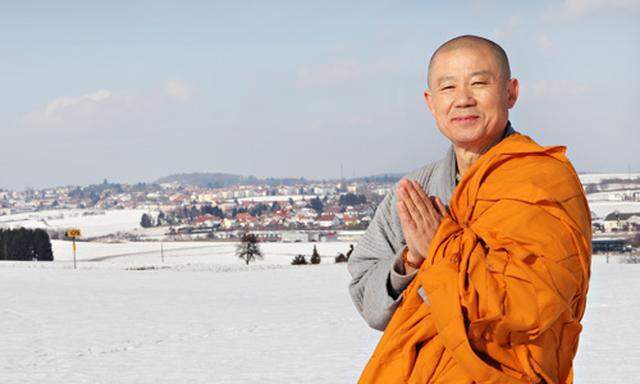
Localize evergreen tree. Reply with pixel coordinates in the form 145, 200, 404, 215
309, 197, 323, 214
249, 203, 269, 217
339, 193, 367, 206
140, 213, 154, 228
189, 206, 199, 220
310, 245, 321, 264
156, 211, 166, 226
236, 231, 263, 265
0, 228, 53, 261
33, 229, 53, 261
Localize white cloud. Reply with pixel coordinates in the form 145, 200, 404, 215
546, 0, 640, 19
42, 89, 112, 120
25, 80, 194, 130
165, 80, 192, 102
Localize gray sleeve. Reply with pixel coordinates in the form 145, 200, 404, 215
347, 186, 418, 331
390, 248, 418, 293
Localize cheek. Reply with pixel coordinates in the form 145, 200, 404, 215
432, 96, 453, 116
476, 93, 502, 113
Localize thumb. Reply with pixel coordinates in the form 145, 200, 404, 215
433, 197, 447, 217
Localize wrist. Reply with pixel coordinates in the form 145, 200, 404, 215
402, 248, 423, 270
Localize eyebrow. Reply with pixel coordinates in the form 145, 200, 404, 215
436, 70, 496, 86
436, 76, 456, 86
469, 70, 494, 78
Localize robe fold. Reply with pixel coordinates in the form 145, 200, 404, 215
358, 133, 591, 384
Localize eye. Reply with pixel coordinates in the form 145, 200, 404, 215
441, 85, 454, 91
472, 81, 487, 86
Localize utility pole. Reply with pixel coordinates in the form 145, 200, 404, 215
65, 229, 81, 270
72, 238, 77, 269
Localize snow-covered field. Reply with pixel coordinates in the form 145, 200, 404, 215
0, 209, 148, 238
0, 240, 638, 383
45, 240, 355, 270
587, 201, 640, 219
579, 172, 640, 184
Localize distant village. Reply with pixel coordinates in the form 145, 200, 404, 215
0, 176, 394, 243
1, 173, 639, 251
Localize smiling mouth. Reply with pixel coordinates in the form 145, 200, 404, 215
451, 116, 479, 123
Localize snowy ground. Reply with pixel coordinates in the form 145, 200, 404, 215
0, 209, 148, 238
578, 172, 640, 184
46, 240, 356, 270
0, 244, 638, 383
588, 200, 640, 219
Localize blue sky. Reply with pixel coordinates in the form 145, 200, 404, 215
1, 0, 638, 190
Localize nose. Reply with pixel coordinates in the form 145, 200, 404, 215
453, 84, 476, 108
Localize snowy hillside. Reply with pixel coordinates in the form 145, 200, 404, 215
0, 209, 148, 238
0, 243, 637, 383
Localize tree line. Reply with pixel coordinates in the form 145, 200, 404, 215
0, 228, 54, 261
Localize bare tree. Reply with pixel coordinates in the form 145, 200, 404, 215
236, 231, 263, 265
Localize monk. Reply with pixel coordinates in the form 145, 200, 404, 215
348, 35, 591, 383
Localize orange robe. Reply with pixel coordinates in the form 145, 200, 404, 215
359, 133, 591, 383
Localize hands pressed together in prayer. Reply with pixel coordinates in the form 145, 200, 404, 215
395, 179, 447, 273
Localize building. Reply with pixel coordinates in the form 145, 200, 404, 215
603, 211, 640, 232
281, 231, 309, 242
592, 238, 630, 253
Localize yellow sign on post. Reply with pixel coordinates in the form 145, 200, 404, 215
66, 228, 81, 269
66, 229, 81, 238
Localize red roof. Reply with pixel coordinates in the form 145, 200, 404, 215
318, 213, 336, 221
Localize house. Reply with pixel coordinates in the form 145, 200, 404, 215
317, 213, 341, 228
235, 212, 258, 228
603, 211, 640, 232
222, 218, 237, 229
193, 214, 222, 228
324, 205, 343, 214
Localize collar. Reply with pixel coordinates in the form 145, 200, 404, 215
450, 121, 517, 186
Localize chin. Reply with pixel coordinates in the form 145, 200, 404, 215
444, 127, 486, 146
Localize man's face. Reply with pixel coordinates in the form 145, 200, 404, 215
424, 46, 518, 152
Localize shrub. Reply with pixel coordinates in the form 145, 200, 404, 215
291, 254, 307, 265
622, 254, 640, 264
335, 253, 348, 263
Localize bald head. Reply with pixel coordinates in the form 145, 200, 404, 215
427, 35, 511, 89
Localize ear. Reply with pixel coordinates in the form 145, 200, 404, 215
507, 78, 519, 109
424, 90, 436, 116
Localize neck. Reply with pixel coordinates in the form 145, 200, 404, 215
454, 134, 503, 177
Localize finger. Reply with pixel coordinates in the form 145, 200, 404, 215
396, 199, 416, 230
404, 180, 429, 222
433, 197, 448, 217
395, 179, 409, 198
398, 183, 424, 224
408, 180, 438, 224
